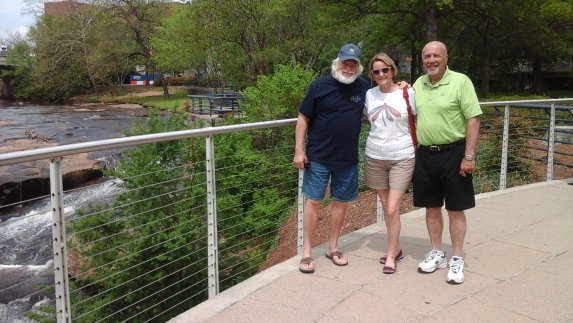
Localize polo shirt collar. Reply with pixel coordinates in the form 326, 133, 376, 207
423, 66, 452, 87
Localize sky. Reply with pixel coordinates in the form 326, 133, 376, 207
0, 0, 37, 43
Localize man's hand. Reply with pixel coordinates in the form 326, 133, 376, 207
459, 159, 475, 177
294, 113, 310, 169
396, 81, 411, 89
293, 150, 308, 170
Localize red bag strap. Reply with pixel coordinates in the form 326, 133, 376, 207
403, 87, 417, 148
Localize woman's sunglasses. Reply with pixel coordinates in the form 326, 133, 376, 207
372, 67, 391, 75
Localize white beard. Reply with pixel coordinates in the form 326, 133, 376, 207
426, 67, 440, 76
333, 70, 358, 84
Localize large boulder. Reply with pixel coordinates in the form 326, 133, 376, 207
0, 150, 106, 213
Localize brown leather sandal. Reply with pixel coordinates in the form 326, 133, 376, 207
379, 249, 404, 264
299, 257, 315, 273
383, 263, 397, 274
325, 250, 348, 266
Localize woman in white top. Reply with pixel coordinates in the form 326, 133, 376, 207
364, 53, 416, 274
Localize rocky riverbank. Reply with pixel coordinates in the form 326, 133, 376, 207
0, 102, 166, 212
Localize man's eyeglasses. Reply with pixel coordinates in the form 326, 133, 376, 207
372, 67, 391, 75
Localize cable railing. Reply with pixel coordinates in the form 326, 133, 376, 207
0, 99, 572, 322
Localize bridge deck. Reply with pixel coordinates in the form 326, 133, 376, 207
171, 179, 573, 323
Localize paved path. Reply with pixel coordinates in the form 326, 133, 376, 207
171, 179, 573, 323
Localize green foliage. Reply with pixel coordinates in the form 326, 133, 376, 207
151, 0, 362, 85
71, 112, 208, 322
0, 40, 35, 99
11, 0, 168, 101
8, 0, 573, 101
150, 5, 199, 73
240, 63, 316, 122
474, 111, 535, 193
69, 105, 298, 320
22, 7, 133, 101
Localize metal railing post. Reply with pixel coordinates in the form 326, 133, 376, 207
547, 103, 556, 181
297, 169, 304, 255
50, 157, 71, 323
205, 135, 219, 298
500, 105, 510, 190
376, 195, 383, 224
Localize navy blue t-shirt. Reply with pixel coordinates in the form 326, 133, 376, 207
299, 75, 370, 167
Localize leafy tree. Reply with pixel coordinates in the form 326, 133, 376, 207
24, 1, 138, 100
0, 40, 35, 99
150, 3, 232, 90
502, 0, 573, 94
323, 0, 454, 79
153, 0, 361, 86
27, 14, 94, 101
150, 6, 198, 77
439, 0, 573, 95
240, 63, 316, 122
18, 0, 173, 101
101, 0, 173, 97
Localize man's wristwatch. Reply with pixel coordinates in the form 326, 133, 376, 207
464, 154, 474, 161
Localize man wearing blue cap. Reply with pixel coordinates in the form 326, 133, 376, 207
293, 43, 370, 273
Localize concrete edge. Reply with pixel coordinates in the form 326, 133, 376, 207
474, 178, 573, 201
168, 178, 573, 322
167, 255, 300, 322
168, 222, 389, 323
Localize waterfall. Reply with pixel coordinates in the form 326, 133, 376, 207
0, 179, 126, 322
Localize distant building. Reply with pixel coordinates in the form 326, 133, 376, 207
44, 1, 91, 16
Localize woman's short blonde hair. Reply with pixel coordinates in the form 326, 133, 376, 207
368, 53, 398, 80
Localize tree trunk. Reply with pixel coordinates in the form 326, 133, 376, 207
426, 0, 438, 41
480, 55, 490, 96
532, 57, 543, 94
159, 73, 170, 98
88, 72, 100, 97
410, 38, 418, 82
480, 23, 492, 96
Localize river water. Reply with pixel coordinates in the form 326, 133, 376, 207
0, 102, 164, 322
0, 102, 162, 152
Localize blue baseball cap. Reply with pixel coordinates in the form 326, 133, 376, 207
338, 43, 361, 62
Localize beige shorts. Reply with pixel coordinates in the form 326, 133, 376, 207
364, 155, 415, 191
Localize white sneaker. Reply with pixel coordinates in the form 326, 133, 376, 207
447, 257, 465, 284
417, 250, 448, 273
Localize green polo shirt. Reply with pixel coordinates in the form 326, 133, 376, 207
413, 67, 482, 146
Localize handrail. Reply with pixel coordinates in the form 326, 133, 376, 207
479, 98, 572, 106
3, 98, 572, 166
0, 118, 297, 166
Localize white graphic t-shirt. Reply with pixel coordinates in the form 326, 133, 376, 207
364, 87, 417, 160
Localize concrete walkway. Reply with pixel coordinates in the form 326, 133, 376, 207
171, 179, 573, 323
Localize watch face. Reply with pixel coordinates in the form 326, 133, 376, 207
465, 155, 474, 161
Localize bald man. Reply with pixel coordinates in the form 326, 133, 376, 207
412, 41, 482, 284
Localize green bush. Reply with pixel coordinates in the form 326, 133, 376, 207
240, 63, 317, 122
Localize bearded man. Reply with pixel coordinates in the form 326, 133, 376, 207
293, 43, 370, 273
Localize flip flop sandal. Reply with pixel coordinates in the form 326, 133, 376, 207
383, 263, 397, 274
325, 250, 348, 266
299, 257, 315, 273
379, 249, 404, 264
